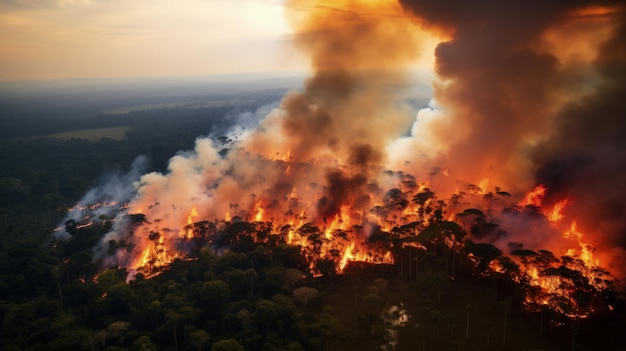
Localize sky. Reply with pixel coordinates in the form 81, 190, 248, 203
0, 0, 312, 81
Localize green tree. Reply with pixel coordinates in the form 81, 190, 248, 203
189, 329, 211, 351
133, 335, 159, 351
292, 287, 319, 311
244, 268, 259, 296
211, 339, 245, 351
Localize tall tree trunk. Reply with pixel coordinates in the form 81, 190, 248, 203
57, 279, 63, 308
465, 304, 472, 340
173, 327, 179, 351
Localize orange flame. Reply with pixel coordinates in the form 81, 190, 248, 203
548, 199, 570, 223
253, 201, 264, 222
478, 178, 489, 194
180, 206, 200, 239
324, 205, 351, 239
187, 206, 199, 225
518, 184, 546, 207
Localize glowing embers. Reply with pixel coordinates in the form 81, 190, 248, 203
57, 199, 128, 234
285, 220, 394, 273
339, 242, 393, 271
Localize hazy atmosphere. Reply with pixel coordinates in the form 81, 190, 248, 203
0, 0, 306, 81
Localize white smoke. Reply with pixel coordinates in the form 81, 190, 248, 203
55, 156, 147, 239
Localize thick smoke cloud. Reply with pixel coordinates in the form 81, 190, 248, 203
532, 9, 626, 270
396, 0, 588, 192
398, 0, 626, 273
245, 0, 425, 218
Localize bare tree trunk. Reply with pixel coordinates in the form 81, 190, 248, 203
57, 279, 63, 308
173, 327, 179, 351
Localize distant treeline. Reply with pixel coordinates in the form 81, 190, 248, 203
0, 94, 281, 138
0, 98, 274, 241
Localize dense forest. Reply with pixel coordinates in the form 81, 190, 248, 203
0, 86, 624, 351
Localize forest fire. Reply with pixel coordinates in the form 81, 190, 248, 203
501, 187, 612, 317
56, 0, 626, 322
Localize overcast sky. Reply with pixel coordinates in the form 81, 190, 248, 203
0, 0, 311, 81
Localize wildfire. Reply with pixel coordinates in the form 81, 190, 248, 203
549, 199, 570, 223
506, 187, 611, 316
339, 242, 393, 271
324, 206, 351, 239
187, 206, 199, 225
55, 0, 625, 325
339, 243, 356, 271
57, 159, 618, 321
518, 184, 547, 207
180, 206, 200, 239
478, 178, 489, 194
76, 221, 94, 230
564, 220, 583, 240
253, 201, 264, 222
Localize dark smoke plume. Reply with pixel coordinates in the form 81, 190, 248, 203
398, 0, 626, 275
247, 0, 425, 219
532, 8, 626, 272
